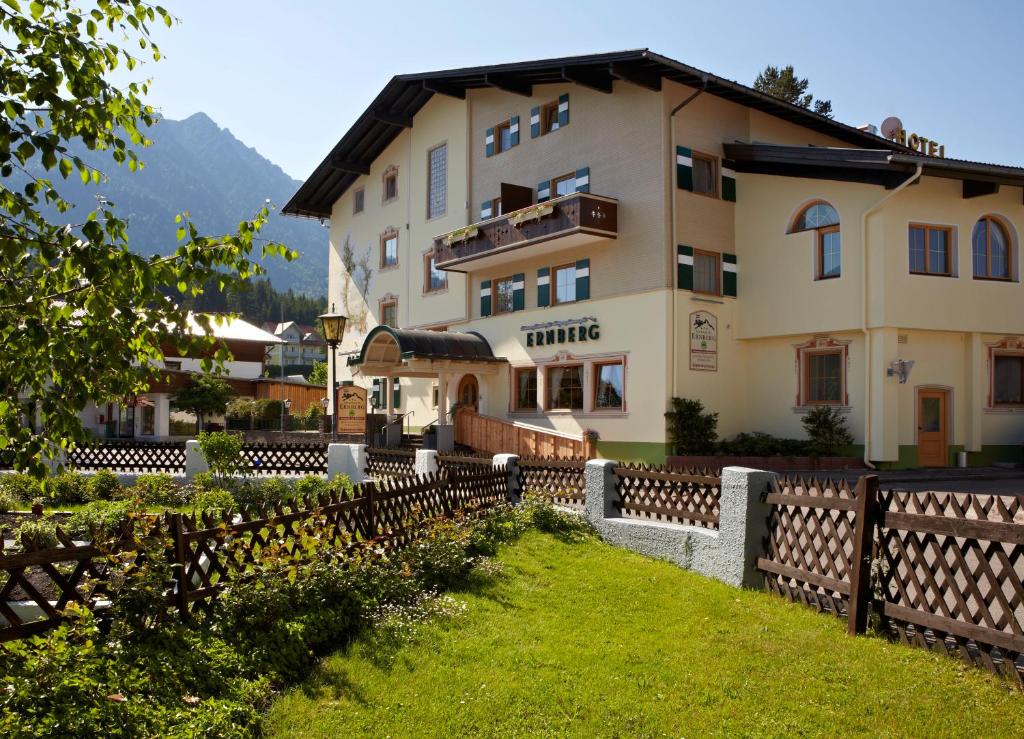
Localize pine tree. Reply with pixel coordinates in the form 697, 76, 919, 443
753, 65, 833, 119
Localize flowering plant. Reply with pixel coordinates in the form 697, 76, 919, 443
582, 428, 600, 441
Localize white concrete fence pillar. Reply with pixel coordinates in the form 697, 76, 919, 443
328, 443, 368, 484
415, 449, 439, 477
582, 462, 774, 589
184, 440, 208, 482
493, 453, 520, 503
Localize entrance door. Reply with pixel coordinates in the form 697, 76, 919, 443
917, 389, 948, 467
457, 375, 479, 412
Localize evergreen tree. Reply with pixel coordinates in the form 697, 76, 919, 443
753, 65, 833, 118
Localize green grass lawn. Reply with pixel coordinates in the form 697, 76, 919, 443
266, 530, 1024, 737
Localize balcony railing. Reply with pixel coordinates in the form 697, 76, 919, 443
433, 192, 617, 270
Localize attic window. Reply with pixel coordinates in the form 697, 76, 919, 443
353, 187, 365, 214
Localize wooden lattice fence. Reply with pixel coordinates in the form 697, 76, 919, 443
240, 442, 327, 475
876, 489, 1024, 685
364, 448, 416, 479
614, 463, 722, 529
67, 441, 187, 474
517, 457, 586, 511
0, 466, 511, 638
759, 475, 1024, 686
437, 452, 494, 475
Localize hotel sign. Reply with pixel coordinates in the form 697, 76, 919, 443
335, 385, 367, 435
523, 317, 600, 347
689, 311, 717, 371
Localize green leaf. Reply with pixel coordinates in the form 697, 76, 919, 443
29, 0, 43, 20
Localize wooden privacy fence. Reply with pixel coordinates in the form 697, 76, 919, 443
0, 466, 510, 639
67, 440, 187, 474
240, 441, 327, 475
517, 457, 586, 511
364, 448, 416, 478
454, 409, 592, 459
614, 463, 722, 530
758, 475, 1024, 686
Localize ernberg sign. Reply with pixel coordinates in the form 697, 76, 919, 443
522, 316, 600, 347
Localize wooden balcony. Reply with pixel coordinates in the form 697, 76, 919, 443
433, 192, 617, 271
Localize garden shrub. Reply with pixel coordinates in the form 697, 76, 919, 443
66, 500, 140, 539
0, 489, 18, 513
197, 431, 246, 486
85, 468, 122, 501
13, 517, 59, 549
802, 406, 855, 456
193, 489, 236, 513
132, 473, 191, 507
0, 472, 37, 504
192, 470, 217, 491
45, 470, 88, 507
294, 475, 328, 500
664, 397, 719, 455
329, 473, 355, 499
717, 432, 810, 457
524, 493, 594, 542
233, 476, 294, 510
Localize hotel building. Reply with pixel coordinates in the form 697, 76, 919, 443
285, 49, 1024, 468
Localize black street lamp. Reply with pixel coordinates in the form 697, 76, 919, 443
317, 307, 348, 442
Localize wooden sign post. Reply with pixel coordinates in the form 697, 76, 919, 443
335, 385, 368, 437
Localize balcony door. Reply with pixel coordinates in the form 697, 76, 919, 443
917, 389, 948, 468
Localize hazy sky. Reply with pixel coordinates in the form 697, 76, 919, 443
139, 1, 1023, 180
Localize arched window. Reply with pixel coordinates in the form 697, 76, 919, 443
972, 216, 1011, 280
790, 201, 841, 280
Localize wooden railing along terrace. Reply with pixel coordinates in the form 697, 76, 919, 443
454, 410, 593, 460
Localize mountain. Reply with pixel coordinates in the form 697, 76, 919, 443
30, 112, 326, 294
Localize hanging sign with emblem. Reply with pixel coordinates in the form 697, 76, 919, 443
689, 311, 718, 371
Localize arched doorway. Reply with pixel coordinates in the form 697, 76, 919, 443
457, 374, 479, 412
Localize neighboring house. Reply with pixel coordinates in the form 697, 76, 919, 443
285, 48, 1024, 469
78, 315, 284, 439
263, 321, 328, 368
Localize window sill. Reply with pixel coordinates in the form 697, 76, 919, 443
909, 271, 955, 278
973, 276, 1015, 283
382, 197, 399, 206
984, 405, 1024, 414
379, 264, 400, 272
688, 189, 720, 201
423, 286, 449, 297
792, 405, 851, 415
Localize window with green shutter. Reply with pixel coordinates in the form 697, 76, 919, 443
485, 127, 495, 158
392, 379, 401, 410
512, 273, 525, 311
676, 146, 693, 191
721, 160, 737, 202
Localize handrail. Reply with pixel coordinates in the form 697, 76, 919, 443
384, 411, 413, 428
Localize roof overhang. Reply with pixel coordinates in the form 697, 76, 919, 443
347, 326, 507, 377
285, 49, 911, 218
723, 143, 1024, 191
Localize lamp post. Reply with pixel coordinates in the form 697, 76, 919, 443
280, 398, 291, 433
317, 307, 348, 442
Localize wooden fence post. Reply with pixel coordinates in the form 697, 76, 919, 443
847, 474, 880, 636
170, 513, 189, 621
365, 482, 377, 539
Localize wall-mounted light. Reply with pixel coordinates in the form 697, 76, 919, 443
887, 359, 915, 384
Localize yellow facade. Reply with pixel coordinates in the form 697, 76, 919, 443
304, 53, 1024, 468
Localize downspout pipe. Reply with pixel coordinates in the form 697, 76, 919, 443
669, 76, 707, 399
860, 163, 923, 469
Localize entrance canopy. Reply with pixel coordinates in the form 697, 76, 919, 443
347, 326, 506, 378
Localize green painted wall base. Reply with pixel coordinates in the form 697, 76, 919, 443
871, 444, 1022, 470
595, 441, 671, 465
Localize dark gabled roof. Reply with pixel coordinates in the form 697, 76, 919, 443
347, 326, 503, 366
285, 49, 910, 218
723, 143, 1024, 188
